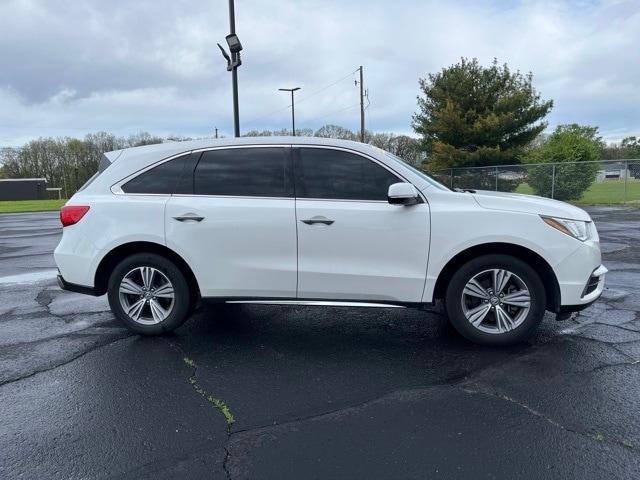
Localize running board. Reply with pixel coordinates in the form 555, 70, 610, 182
224, 300, 406, 308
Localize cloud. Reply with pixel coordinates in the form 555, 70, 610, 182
0, 0, 638, 146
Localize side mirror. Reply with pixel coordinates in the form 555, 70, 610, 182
388, 183, 420, 206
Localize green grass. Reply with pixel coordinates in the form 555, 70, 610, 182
515, 180, 640, 205
0, 199, 66, 214
514, 183, 535, 195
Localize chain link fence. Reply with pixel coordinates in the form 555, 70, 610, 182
431, 159, 640, 205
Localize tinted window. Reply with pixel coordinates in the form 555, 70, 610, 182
296, 148, 401, 201
122, 155, 187, 194
194, 148, 291, 197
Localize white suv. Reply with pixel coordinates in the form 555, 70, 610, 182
54, 137, 606, 345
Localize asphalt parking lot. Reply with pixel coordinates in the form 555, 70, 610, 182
1, 208, 639, 479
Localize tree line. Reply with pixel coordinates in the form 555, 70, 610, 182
0, 132, 169, 198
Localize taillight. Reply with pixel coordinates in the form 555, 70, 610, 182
60, 206, 90, 227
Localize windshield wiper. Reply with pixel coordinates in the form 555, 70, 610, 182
454, 188, 476, 193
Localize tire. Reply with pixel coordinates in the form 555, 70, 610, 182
445, 254, 546, 346
107, 253, 192, 335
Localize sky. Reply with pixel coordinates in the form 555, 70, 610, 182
0, 0, 638, 147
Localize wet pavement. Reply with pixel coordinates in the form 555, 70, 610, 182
0, 208, 639, 479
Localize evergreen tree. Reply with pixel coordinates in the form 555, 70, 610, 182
413, 58, 552, 171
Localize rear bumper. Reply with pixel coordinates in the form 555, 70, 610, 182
57, 274, 101, 296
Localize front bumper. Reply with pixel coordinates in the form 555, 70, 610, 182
554, 236, 606, 307
557, 264, 607, 314
57, 274, 101, 296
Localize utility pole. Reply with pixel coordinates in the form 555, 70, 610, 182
278, 87, 301, 136
217, 0, 243, 137
214, 127, 218, 139
357, 66, 365, 143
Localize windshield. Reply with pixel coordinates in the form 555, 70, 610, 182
384, 152, 450, 191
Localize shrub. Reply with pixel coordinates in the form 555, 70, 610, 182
526, 124, 601, 201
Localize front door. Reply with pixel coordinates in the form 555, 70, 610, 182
294, 147, 430, 302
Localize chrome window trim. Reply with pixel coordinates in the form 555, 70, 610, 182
171, 194, 294, 201
190, 144, 291, 153
170, 193, 387, 204
295, 197, 389, 204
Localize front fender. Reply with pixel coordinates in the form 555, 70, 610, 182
421, 206, 580, 303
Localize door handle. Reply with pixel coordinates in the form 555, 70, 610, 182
301, 216, 334, 226
173, 214, 205, 222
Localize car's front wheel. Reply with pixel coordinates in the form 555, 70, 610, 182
445, 254, 546, 346
107, 253, 192, 335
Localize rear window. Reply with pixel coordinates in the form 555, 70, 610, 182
122, 155, 188, 194
194, 147, 292, 197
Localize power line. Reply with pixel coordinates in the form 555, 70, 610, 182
243, 104, 293, 127
294, 69, 358, 106
315, 103, 360, 121
243, 69, 358, 127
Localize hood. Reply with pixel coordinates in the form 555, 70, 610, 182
471, 190, 591, 221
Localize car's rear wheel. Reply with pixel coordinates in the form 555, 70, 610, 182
107, 253, 192, 335
445, 254, 546, 346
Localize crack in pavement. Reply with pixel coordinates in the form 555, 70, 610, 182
0, 323, 127, 352
613, 345, 640, 362
161, 339, 236, 429
183, 355, 236, 427
34, 287, 74, 324
0, 335, 131, 388
460, 384, 637, 452
160, 338, 236, 480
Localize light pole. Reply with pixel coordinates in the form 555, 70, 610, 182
278, 87, 300, 136
217, 0, 243, 137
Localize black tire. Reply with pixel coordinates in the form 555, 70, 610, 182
107, 253, 192, 335
445, 254, 546, 346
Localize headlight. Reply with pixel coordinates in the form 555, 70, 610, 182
541, 216, 592, 241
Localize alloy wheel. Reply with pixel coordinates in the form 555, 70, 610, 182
461, 268, 531, 334
118, 266, 175, 325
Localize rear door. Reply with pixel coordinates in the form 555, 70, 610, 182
165, 146, 297, 298
294, 147, 430, 302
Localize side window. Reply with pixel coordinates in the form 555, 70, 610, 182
122, 155, 188, 194
194, 147, 292, 197
296, 148, 401, 201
